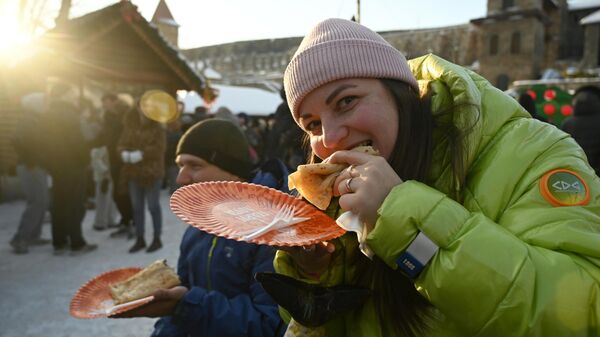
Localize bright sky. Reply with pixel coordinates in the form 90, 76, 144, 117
0, 0, 488, 53
149, 0, 489, 48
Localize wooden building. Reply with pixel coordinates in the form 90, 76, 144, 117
0, 0, 204, 190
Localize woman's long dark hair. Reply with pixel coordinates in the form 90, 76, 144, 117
301, 78, 470, 336
361, 79, 473, 336
356, 79, 435, 337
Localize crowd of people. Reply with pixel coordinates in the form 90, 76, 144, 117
10, 85, 305, 256
8, 17, 600, 337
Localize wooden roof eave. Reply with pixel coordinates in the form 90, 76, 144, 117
71, 17, 123, 54
125, 20, 202, 92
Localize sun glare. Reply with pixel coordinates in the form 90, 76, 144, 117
0, 4, 35, 65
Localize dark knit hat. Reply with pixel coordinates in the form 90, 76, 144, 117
176, 119, 253, 179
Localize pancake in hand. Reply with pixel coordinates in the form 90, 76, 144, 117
109, 259, 180, 304
288, 146, 379, 210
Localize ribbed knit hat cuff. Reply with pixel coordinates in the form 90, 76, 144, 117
285, 39, 419, 119
176, 144, 253, 180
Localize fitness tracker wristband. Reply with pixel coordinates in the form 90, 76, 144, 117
396, 232, 438, 279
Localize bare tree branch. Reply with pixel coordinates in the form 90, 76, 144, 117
55, 0, 72, 26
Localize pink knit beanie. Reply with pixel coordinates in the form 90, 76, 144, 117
284, 18, 419, 118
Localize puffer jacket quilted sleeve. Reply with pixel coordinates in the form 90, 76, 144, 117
367, 54, 600, 336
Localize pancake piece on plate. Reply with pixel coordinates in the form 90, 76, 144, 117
109, 259, 180, 304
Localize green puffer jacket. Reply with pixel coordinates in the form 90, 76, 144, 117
274, 54, 600, 336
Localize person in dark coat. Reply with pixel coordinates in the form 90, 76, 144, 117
518, 92, 548, 122
117, 103, 166, 253
263, 87, 306, 169
41, 84, 96, 255
98, 94, 135, 238
164, 118, 182, 194
561, 86, 600, 175
10, 93, 51, 254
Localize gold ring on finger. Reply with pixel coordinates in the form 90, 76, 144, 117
345, 177, 354, 193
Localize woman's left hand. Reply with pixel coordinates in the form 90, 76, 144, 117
277, 242, 336, 278
329, 150, 403, 228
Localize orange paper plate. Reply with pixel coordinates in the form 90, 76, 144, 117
70, 267, 154, 319
170, 182, 345, 246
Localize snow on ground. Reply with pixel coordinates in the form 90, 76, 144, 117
0, 191, 187, 337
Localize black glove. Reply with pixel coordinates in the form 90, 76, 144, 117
255, 272, 370, 327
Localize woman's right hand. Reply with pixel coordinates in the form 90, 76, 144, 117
279, 242, 336, 278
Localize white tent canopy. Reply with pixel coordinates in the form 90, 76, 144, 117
178, 84, 282, 116
581, 9, 600, 25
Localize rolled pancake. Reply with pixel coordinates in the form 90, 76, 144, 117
288, 146, 379, 210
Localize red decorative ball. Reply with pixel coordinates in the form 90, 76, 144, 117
560, 105, 573, 116
526, 89, 537, 100
543, 104, 556, 115
543, 89, 556, 101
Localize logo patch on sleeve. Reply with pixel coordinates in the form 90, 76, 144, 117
540, 169, 590, 207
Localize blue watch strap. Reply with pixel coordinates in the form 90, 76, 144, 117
396, 232, 438, 278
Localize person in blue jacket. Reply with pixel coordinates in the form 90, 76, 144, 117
119, 119, 286, 337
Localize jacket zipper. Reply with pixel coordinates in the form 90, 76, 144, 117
206, 236, 218, 291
